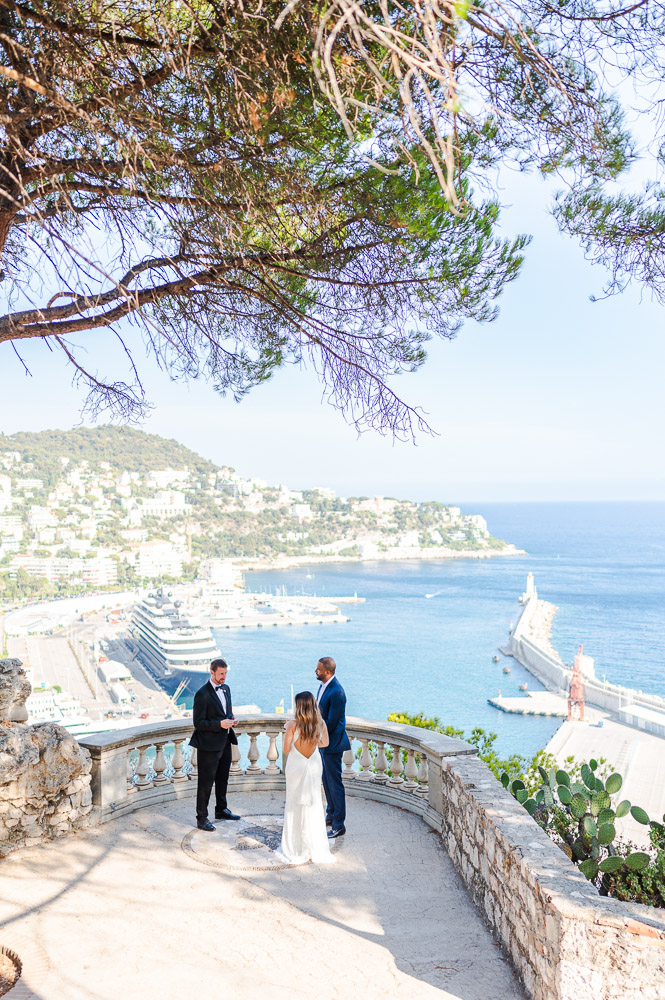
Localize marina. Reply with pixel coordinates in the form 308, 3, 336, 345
4, 578, 360, 734
189, 586, 356, 630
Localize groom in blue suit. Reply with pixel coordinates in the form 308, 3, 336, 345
315, 656, 350, 838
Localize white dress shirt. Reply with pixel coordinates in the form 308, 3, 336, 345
316, 677, 333, 705
213, 684, 227, 713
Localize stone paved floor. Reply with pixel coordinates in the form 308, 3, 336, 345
0, 792, 526, 1000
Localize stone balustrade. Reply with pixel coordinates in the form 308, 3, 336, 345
79, 716, 665, 1000
78, 715, 469, 822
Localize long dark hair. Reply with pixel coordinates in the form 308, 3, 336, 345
294, 691, 322, 743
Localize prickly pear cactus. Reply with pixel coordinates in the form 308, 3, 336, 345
501, 758, 651, 884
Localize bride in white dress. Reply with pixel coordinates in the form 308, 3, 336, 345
280, 691, 335, 865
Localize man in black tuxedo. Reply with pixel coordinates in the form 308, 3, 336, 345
315, 656, 351, 839
190, 658, 241, 831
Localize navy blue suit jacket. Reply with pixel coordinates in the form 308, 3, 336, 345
318, 676, 351, 754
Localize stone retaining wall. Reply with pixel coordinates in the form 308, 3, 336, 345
438, 753, 665, 1000
0, 721, 93, 856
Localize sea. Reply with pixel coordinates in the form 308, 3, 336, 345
198, 502, 665, 760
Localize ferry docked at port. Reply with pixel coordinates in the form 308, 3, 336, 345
130, 592, 221, 681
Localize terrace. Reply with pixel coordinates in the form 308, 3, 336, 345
1, 717, 664, 1000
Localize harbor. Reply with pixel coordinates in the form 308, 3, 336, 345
2, 578, 359, 734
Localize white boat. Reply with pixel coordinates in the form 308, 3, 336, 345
130, 593, 221, 680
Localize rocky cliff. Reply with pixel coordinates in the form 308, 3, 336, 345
0, 660, 93, 857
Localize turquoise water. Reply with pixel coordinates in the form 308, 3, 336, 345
184, 502, 665, 760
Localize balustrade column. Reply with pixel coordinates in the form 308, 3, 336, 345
342, 744, 356, 780
357, 739, 373, 781
388, 744, 404, 786
135, 745, 152, 789
127, 749, 137, 794
171, 739, 187, 783
371, 741, 389, 784
246, 732, 262, 774
188, 747, 198, 780
415, 754, 429, 797
403, 748, 418, 791
153, 742, 169, 784
230, 742, 243, 776
265, 731, 280, 774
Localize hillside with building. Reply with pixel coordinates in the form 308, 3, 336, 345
0, 426, 516, 601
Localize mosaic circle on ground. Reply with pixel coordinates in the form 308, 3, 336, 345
182, 814, 311, 871
2, 935, 49, 1000
0, 947, 20, 998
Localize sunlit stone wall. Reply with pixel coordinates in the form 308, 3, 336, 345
437, 753, 665, 1000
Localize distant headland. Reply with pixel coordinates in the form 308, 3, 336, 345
0, 426, 523, 602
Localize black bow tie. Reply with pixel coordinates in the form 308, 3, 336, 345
214, 685, 224, 691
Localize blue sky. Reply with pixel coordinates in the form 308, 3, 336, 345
2, 169, 664, 503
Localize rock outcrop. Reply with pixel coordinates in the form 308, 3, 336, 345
0, 659, 92, 856
0, 659, 30, 722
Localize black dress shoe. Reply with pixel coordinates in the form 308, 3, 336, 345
327, 826, 346, 839
215, 808, 241, 821
197, 820, 216, 831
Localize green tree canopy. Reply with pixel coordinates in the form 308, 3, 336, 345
0, 0, 648, 433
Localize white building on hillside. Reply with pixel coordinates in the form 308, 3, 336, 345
148, 469, 190, 489
397, 531, 420, 548
139, 491, 188, 519
200, 559, 238, 592
28, 505, 57, 530
136, 541, 183, 580
9, 555, 117, 586
291, 504, 313, 521
0, 516, 22, 538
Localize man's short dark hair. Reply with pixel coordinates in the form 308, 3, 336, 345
318, 656, 336, 675
210, 658, 228, 671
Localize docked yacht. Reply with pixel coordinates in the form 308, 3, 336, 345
130, 593, 220, 680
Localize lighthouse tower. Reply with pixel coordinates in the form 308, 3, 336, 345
567, 644, 586, 722
520, 573, 537, 604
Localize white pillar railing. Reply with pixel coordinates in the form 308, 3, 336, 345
79, 715, 476, 822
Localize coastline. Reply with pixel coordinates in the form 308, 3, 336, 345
236, 543, 526, 573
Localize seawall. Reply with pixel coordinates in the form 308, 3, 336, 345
507, 595, 665, 723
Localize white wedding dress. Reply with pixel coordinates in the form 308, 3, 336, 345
279, 731, 335, 865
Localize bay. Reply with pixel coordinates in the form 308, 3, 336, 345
207, 502, 665, 760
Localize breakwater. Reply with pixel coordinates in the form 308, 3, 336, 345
506, 590, 665, 729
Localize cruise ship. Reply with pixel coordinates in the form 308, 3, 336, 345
130, 593, 221, 680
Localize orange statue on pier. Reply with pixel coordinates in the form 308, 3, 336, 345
567, 644, 586, 722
